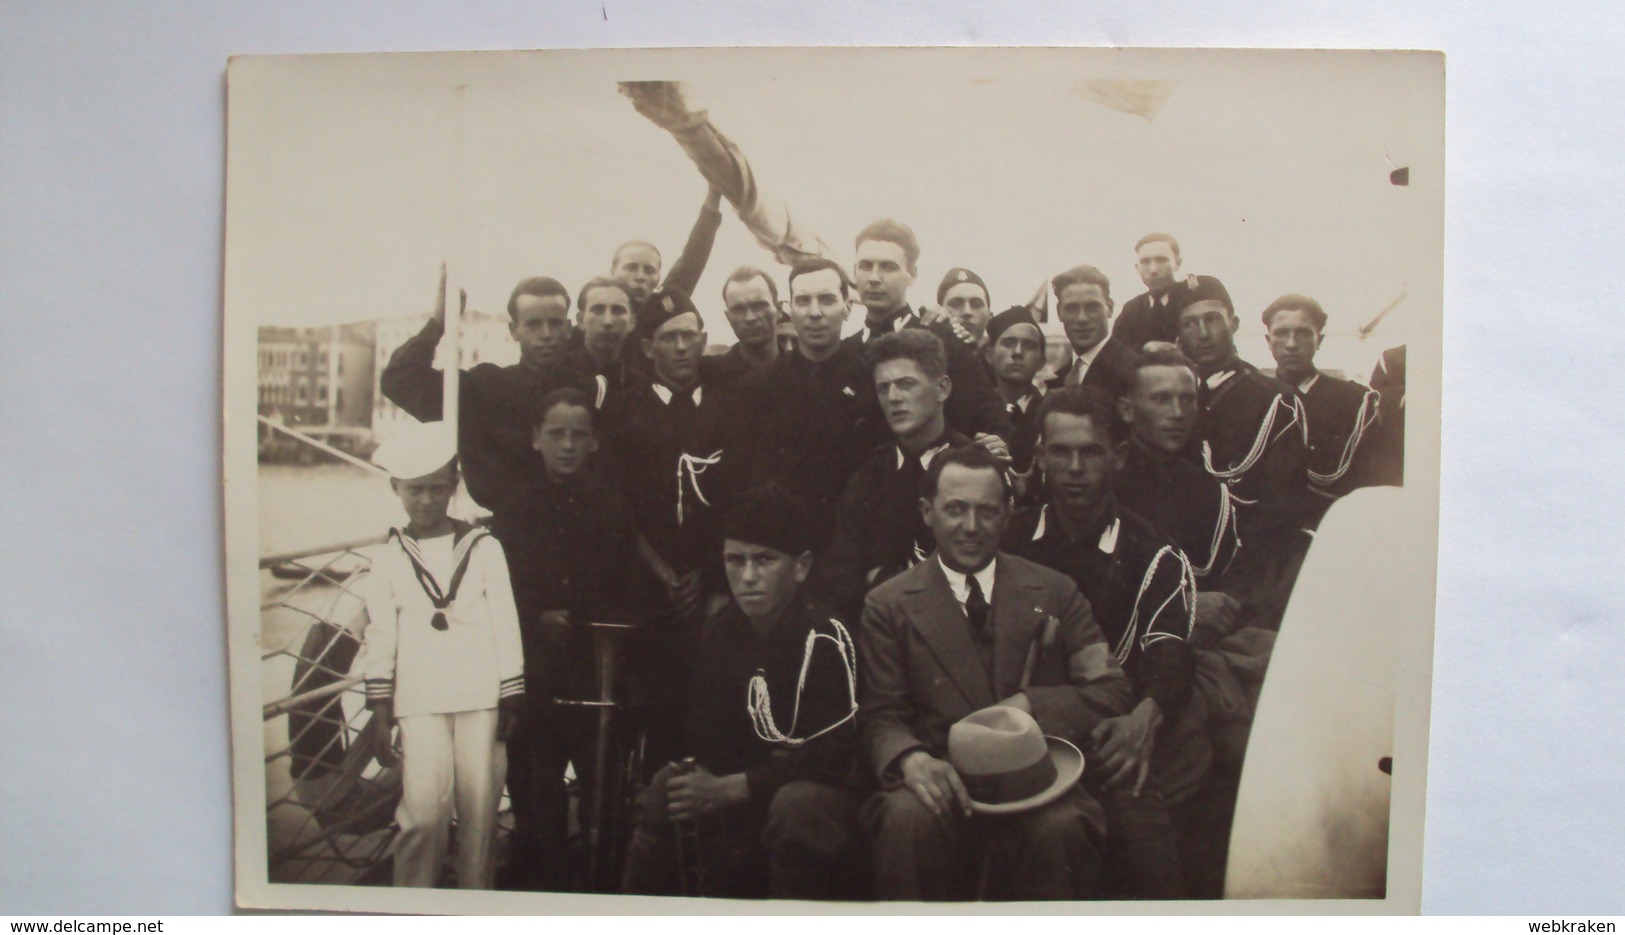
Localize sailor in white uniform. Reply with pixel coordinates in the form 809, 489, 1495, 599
362, 421, 526, 889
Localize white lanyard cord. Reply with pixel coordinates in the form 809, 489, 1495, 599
676, 449, 724, 526
1308, 389, 1382, 486
1202, 393, 1300, 482
1115, 545, 1198, 664
747, 618, 860, 748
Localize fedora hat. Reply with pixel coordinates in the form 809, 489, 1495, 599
947, 706, 1085, 815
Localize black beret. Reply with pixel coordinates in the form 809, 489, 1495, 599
636, 287, 702, 340
722, 483, 813, 557
937, 267, 989, 306
984, 305, 1045, 348
1182, 275, 1234, 313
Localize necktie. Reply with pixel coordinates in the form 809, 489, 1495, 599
965, 573, 991, 641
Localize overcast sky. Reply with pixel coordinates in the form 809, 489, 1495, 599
227, 48, 1441, 379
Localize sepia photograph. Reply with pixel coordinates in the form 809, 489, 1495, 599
222, 46, 1444, 914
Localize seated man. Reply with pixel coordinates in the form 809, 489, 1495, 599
858, 445, 1134, 901
819, 329, 970, 621
1004, 387, 1205, 899
1260, 293, 1383, 518
491, 388, 645, 891
622, 484, 861, 900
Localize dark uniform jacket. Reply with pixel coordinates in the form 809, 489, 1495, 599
842, 306, 1015, 443
599, 379, 750, 589
701, 343, 776, 394
1196, 356, 1312, 557
857, 552, 1135, 779
379, 318, 598, 509
739, 344, 888, 551
561, 345, 638, 401
1003, 503, 1195, 718
1362, 346, 1406, 488
1001, 384, 1045, 475
687, 594, 858, 811
491, 474, 647, 694
1297, 371, 1382, 504
1116, 438, 1252, 602
1112, 286, 1193, 352
818, 427, 970, 621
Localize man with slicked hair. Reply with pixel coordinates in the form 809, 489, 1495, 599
1044, 264, 1140, 405
843, 219, 1014, 447
380, 266, 597, 510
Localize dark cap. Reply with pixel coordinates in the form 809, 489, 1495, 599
635, 287, 701, 340
984, 305, 1045, 348
937, 267, 989, 306
722, 483, 813, 557
1182, 275, 1234, 314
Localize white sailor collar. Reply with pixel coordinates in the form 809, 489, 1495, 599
1030, 504, 1120, 554
651, 383, 703, 406
860, 309, 920, 344
896, 438, 954, 471
1205, 369, 1237, 391
1296, 372, 1322, 394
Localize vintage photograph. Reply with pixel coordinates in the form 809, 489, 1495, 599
222, 47, 1443, 913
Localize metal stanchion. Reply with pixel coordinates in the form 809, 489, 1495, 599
553, 621, 638, 892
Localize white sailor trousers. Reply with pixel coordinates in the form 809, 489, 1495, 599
394, 708, 507, 889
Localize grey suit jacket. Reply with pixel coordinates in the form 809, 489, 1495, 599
856, 551, 1135, 781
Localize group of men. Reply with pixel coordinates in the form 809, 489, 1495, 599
377, 207, 1405, 901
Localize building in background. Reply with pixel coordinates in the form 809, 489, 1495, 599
257, 324, 377, 458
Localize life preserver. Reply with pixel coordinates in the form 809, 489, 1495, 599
285, 576, 401, 835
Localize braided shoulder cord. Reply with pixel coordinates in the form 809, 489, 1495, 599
1308, 389, 1382, 487
747, 618, 860, 748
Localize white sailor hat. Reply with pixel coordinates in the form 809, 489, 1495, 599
371, 421, 458, 480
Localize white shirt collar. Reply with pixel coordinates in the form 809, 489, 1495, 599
1030, 504, 1120, 553
1296, 372, 1322, 394
1205, 369, 1236, 391
651, 383, 703, 406
861, 309, 919, 344
938, 555, 997, 609
895, 439, 953, 471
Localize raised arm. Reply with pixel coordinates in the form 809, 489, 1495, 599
661, 185, 724, 299
380, 265, 462, 421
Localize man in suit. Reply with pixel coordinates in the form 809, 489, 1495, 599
1043, 265, 1139, 407
857, 444, 1134, 901
1112, 232, 1192, 352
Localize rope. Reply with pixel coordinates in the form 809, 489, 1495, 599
1308, 389, 1382, 487
675, 449, 724, 525
747, 618, 859, 748
1114, 545, 1198, 664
